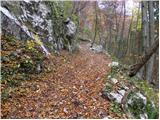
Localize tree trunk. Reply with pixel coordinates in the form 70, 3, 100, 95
91, 1, 98, 47
115, 2, 123, 55
120, 1, 126, 42
135, 3, 142, 55
135, 3, 140, 55
108, 17, 112, 53
129, 38, 158, 77
117, 1, 126, 58
98, 11, 102, 45
141, 1, 149, 80
147, 1, 155, 83
113, 6, 118, 54
126, 9, 134, 56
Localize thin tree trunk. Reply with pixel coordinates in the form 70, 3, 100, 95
135, 3, 140, 55
98, 30, 101, 44
103, 14, 108, 50
141, 1, 149, 80
98, 11, 102, 45
129, 38, 159, 77
91, 1, 98, 47
108, 18, 112, 53
149, 1, 155, 45
115, 2, 123, 55
135, 3, 142, 55
128, 3, 140, 63
142, 1, 150, 52
120, 1, 126, 42
114, 6, 118, 54
126, 10, 134, 56
117, 1, 126, 58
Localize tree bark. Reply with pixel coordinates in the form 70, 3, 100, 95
107, 16, 113, 53
115, 2, 123, 55
126, 9, 134, 56
117, 1, 126, 58
115, 2, 123, 42
120, 1, 126, 42
135, 3, 142, 55
98, 11, 102, 45
142, 1, 150, 51
141, 1, 149, 80
147, 1, 155, 83
91, 1, 98, 47
129, 38, 159, 77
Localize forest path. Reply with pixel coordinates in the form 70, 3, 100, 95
2, 42, 124, 119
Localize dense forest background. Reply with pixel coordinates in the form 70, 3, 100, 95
1, 0, 159, 119
77, 1, 159, 87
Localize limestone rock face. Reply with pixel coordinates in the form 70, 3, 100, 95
1, 1, 50, 39
1, 1, 53, 54
66, 20, 77, 37
1, 0, 77, 54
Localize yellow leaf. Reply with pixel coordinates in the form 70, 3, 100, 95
26, 40, 35, 50
33, 34, 42, 46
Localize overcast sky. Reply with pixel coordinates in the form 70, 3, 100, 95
98, 0, 139, 16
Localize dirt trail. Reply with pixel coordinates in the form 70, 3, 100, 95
2, 42, 125, 119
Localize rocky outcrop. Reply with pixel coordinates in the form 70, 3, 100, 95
1, 0, 76, 54
90, 44, 103, 53
102, 61, 159, 119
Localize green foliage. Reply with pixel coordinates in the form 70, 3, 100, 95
26, 40, 35, 50
33, 34, 43, 46
19, 59, 34, 73
109, 102, 124, 117
47, 1, 66, 49
146, 101, 159, 119
104, 57, 159, 119
102, 82, 112, 97
126, 91, 159, 119
1, 89, 10, 101
136, 18, 141, 30
83, 27, 91, 34
7, 79, 21, 87
130, 77, 158, 106
71, 14, 78, 25
131, 7, 141, 31
127, 92, 146, 118
110, 54, 119, 62
107, 62, 121, 78
63, 1, 72, 19
123, 75, 158, 119
46, 1, 78, 51
1, 35, 49, 101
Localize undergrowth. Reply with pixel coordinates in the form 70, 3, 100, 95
104, 58, 159, 119
1, 35, 53, 101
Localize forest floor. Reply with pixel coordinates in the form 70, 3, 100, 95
1, 42, 128, 119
